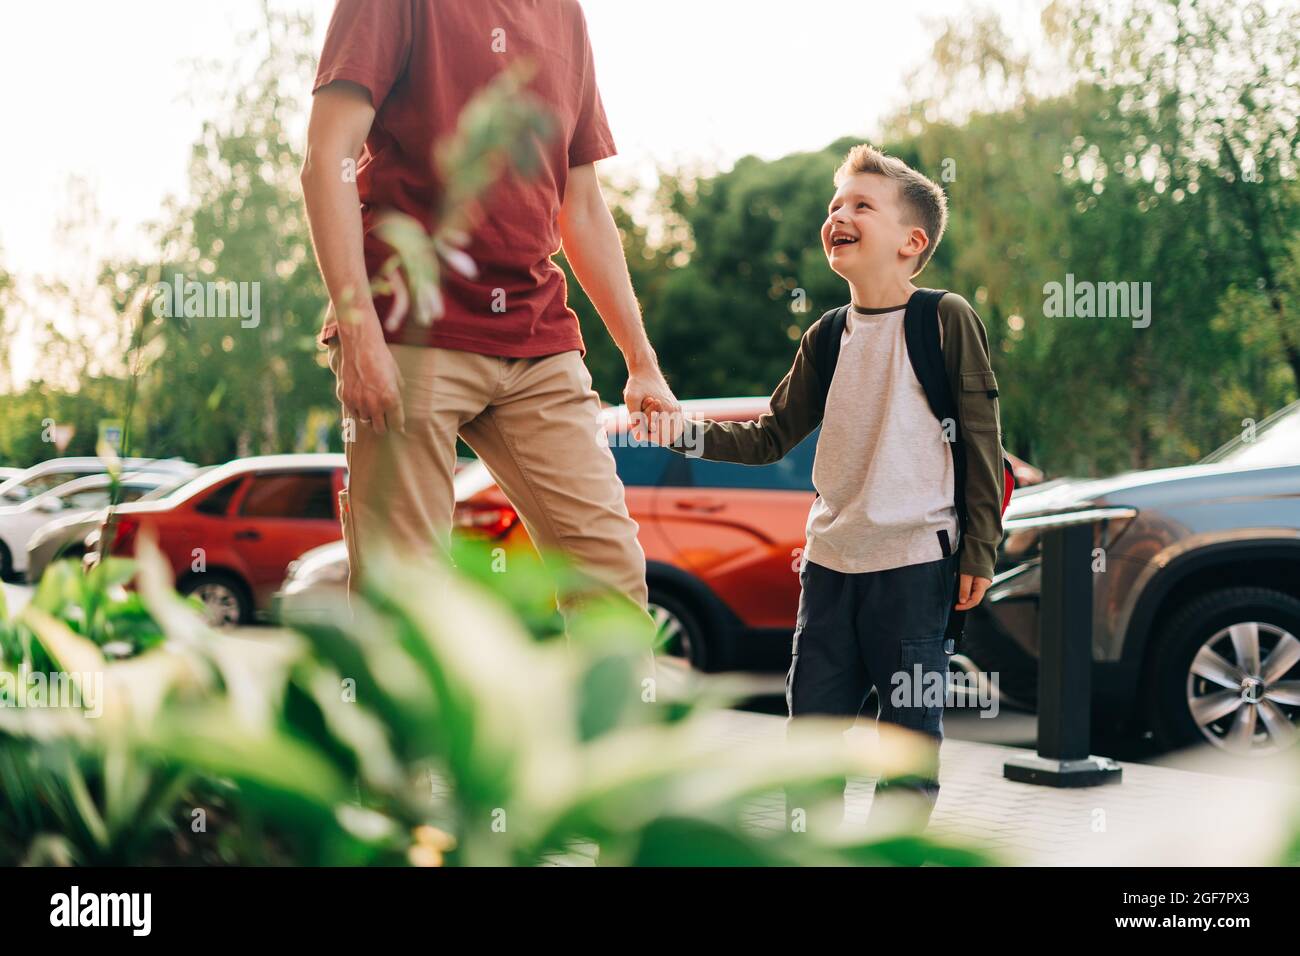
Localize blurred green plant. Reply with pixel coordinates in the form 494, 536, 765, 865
0, 539, 991, 867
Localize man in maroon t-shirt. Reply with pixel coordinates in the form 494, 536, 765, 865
301, 0, 677, 613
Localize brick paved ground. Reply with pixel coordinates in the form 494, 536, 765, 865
542, 709, 1300, 866
10, 581, 1292, 867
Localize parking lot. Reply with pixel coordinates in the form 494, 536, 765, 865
5, 574, 1279, 791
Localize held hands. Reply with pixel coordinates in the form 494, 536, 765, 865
624, 367, 684, 445
955, 574, 991, 611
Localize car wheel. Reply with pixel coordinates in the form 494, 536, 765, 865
0, 541, 11, 581
181, 573, 252, 628
1149, 587, 1300, 756
648, 589, 708, 671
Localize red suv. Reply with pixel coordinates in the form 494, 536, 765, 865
457, 400, 798, 668
92, 454, 346, 626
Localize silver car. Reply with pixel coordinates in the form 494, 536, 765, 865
24, 469, 206, 582
966, 400, 1300, 756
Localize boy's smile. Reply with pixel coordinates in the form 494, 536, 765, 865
821, 171, 930, 305
821, 173, 902, 270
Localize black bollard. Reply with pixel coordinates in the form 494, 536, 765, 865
1003, 519, 1123, 787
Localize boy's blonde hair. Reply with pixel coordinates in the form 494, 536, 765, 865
833, 144, 948, 277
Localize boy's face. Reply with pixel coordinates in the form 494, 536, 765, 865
821, 173, 925, 282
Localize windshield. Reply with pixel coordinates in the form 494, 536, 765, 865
1201, 400, 1300, 468
0, 470, 98, 504
156, 465, 226, 502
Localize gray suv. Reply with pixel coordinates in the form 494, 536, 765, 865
965, 400, 1300, 756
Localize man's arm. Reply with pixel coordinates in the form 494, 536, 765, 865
300, 80, 404, 435
939, 293, 1005, 609
667, 323, 827, 465
559, 163, 677, 439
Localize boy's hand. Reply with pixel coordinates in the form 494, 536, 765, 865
954, 574, 991, 611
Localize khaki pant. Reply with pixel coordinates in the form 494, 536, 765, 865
327, 341, 649, 612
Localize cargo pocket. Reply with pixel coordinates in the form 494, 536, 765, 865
891, 636, 947, 739
960, 370, 1000, 432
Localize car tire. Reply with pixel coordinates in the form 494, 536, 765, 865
181, 572, 253, 628
647, 588, 710, 671
1147, 587, 1300, 756
0, 541, 12, 581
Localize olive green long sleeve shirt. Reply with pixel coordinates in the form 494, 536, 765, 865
669, 293, 1006, 580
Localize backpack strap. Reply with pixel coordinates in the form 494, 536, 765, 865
902, 288, 956, 431
902, 289, 973, 652
902, 289, 966, 525
812, 304, 851, 408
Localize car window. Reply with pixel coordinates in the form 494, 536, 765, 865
60, 488, 112, 510
681, 427, 819, 491
195, 478, 244, 516
608, 442, 678, 487
239, 471, 335, 520
12, 470, 100, 500
118, 485, 157, 504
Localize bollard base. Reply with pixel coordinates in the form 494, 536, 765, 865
1003, 754, 1123, 788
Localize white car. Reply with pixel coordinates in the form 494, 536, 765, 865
0, 471, 190, 580
0, 457, 195, 507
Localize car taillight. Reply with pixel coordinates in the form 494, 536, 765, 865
453, 502, 518, 540
109, 516, 140, 555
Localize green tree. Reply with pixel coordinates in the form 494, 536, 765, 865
102, 6, 331, 465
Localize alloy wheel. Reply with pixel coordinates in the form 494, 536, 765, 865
192, 582, 244, 628
649, 600, 693, 665
1186, 621, 1300, 755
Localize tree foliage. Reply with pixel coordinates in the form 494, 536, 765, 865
4, 0, 1296, 480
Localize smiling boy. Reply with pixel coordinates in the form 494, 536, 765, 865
659, 144, 1007, 826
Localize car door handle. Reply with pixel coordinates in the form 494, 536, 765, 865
234, 529, 262, 541
674, 498, 725, 513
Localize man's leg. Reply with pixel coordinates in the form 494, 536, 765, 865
858, 554, 956, 827
329, 341, 493, 592
458, 350, 648, 613
783, 560, 870, 831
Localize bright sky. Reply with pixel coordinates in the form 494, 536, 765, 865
0, 0, 1045, 386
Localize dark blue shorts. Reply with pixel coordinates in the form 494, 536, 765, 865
785, 553, 958, 808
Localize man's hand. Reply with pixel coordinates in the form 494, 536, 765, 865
954, 573, 991, 611
337, 319, 406, 436
625, 368, 681, 444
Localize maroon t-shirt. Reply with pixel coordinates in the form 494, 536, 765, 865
313, 0, 616, 355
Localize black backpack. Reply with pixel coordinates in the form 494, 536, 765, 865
810, 288, 1015, 653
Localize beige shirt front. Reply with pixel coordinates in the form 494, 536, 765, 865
804, 304, 959, 574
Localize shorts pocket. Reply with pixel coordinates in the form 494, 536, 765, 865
890, 637, 947, 738
960, 370, 1000, 432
